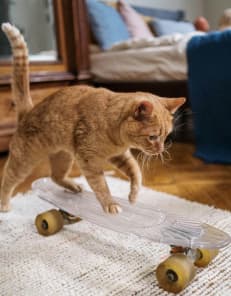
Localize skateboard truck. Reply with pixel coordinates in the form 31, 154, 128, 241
170, 244, 218, 265
156, 245, 219, 293
36, 209, 81, 236
35, 208, 222, 294
59, 209, 81, 224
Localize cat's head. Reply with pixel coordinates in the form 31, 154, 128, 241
121, 94, 185, 155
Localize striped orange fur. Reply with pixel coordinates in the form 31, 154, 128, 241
0, 23, 185, 214
1, 23, 33, 120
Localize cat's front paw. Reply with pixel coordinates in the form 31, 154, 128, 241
103, 202, 122, 214
0, 203, 11, 212
63, 180, 82, 193
68, 183, 82, 193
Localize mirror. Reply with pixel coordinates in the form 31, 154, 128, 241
0, 0, 57, 62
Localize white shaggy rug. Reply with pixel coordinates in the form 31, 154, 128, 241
0, 176, 230, 296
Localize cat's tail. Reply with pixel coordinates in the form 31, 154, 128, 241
1, 23, 33, 121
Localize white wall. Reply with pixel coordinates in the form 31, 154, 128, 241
128, 0, 231, 29
111, 0, 231, 29
127, 0, 204, 22
203, 0, 231, 29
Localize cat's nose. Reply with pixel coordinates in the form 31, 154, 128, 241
155, 141, 164, 153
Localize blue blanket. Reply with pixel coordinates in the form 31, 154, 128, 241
187, 30, 231, 164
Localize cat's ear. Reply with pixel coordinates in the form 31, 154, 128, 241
134, 101, 153, 121
160, 97, 186, 114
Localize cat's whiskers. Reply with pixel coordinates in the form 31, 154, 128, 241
174, 122, 187, 133
142, 153, 148, 172
163, 141, 172, 160
159, 152, 165, 164
172, 109, 188, 136
142, 152, 153, 172
174, 107, 192, 123
174, 113, 183, 125
163, 149, 172, 162
136, 151, 143, 168
137, 151, 145, 173
145, 154, 152, 171
165, 139, 173, 150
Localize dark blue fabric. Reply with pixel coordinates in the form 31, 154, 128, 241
132, 5, 185, 21
187, 30, 231, 164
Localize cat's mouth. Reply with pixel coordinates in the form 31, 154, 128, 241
143, 146, 164, 156
150, 152, 160, 156
134, 145, 164, 157
143, 150, 161, 157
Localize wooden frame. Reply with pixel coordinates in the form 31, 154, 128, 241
0, 0, 92, 151
0, 0, 91, 86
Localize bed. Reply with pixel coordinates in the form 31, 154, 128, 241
90, 32, 203, 82
75, 0, 200, 141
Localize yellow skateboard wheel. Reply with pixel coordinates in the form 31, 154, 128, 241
35, 209, 64, 236
156, 253, 196, 293
194, 248, 219, 267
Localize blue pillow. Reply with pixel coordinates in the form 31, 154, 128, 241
132, 5, 185, 21
86, 0, 130, 50
151, 19, 195, 36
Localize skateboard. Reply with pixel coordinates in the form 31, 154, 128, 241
33, 177, 231, 294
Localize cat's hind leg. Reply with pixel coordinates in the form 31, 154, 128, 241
110, 150, 142, 204
0, 151, 40, 212
49, 150, 82, 193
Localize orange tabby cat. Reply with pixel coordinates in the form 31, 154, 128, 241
1, 23, 185, 213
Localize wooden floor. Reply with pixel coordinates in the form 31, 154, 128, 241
0, 143, 230, 211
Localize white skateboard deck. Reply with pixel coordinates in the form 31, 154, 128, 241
32, 178, 231, 250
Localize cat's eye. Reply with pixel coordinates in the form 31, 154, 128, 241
149, 135, 158, 141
